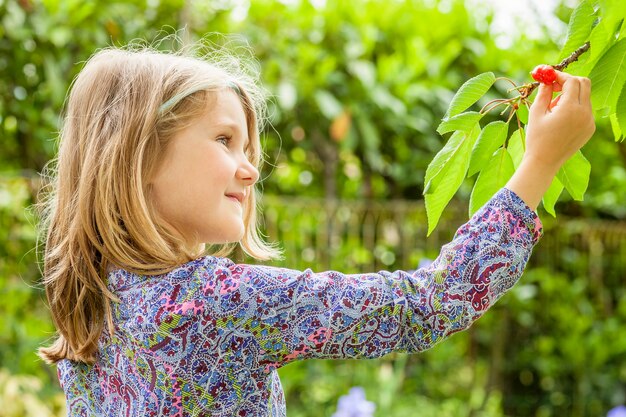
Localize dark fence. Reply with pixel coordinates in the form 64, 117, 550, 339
261, 194, 626, 282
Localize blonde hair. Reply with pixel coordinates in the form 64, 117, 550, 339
38, 40, 280, 365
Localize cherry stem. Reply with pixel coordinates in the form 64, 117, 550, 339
508, 84, 533, 94
475, 42, 589, 128
506, 105, 517, 124
480, 98, 510, 114
496, 76, 519, 90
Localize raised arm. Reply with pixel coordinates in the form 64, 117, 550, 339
196, 72, 594, 373
201, 188, 542, 372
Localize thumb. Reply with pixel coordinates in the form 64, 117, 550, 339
531, 83, 554, 113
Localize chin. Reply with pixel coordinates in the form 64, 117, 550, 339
202, 220, 245, 245
220, 228, 246, 244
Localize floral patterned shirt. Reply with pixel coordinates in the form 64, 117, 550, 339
57, 188, 543, 416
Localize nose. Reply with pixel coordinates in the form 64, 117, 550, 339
237, 155, 259, 186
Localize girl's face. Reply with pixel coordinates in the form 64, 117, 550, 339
150, 89, 259, 249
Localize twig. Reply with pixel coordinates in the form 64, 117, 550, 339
554, 41, 591, 71
520, 41, 591, 99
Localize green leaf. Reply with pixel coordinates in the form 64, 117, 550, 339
469, 148, 515, 216
507, 129, 525, 169
576, 17, 623, 77
558, 0, 595, 62
542, 176, 564, 217
583, 20, 612, 75
516, 101, 529, 125
590, 39, 626, 113
610, 113, 624, 142
424, 130, 465, 194
444, 72, 496, 119
616, 85, 626, 138
436, 111, 483, 135
581, 2, 626, 74
556, 151, 591, 201
468, 121, 508, 177
425, 130, 476, 236
424, 125, 480, 194
597, 0, 626, 44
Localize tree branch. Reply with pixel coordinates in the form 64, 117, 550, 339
521, 41, 591, 99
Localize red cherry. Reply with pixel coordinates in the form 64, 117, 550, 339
530, 66, 544, 82
542, 67, 557, 84
530, 64, 556, 84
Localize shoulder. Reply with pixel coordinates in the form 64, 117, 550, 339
106, 255, 234, 290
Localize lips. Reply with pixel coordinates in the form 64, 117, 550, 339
225, 192, 245, 204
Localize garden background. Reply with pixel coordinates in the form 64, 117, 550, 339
1, 0, 626, 416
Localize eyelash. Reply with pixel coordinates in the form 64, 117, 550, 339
216, 135, 232, 147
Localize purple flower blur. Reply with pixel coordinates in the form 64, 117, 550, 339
418, 258, 433, 269
408, 257, 434, 275
332, 386, 376, 417
608, 406, 626, 417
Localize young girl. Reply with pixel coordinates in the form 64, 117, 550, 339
38, 43, 595, 417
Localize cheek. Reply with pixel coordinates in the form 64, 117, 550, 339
158, 146, 238, 208
208, 154, 238, 183
152, 166, 204, 220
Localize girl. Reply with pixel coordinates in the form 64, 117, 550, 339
38, 43, 595, 417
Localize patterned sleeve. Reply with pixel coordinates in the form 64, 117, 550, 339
205, 187, 543, 371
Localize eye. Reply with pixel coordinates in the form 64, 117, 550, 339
216, 135, 232, 147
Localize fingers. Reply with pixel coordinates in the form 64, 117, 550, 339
555, 70, 583, 104
547, 71, 592, 108
531, 82, 555, 113
549, 94, 561, 110
578, 76, 591, 106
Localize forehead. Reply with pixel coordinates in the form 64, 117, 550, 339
199, 89, 247, 128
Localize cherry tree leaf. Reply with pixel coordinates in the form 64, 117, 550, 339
558, 0, 595, 62
610, 113, 624, 142
425, 126, 480, 236
469, 148, 515, 217
516, 102, 529, 125
424, 125, 480, 194
615, 85, 626, 141
556, 151, 591, 201
436, 111, 483, 135
507, 129, 525, 169
468, 121, 508, 177
590, 39, 626, 114
443, 72, 495, 119
542, 177, 564, 217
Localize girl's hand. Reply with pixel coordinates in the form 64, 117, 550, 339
524, 70, 596, 173
505, 71, 596, 211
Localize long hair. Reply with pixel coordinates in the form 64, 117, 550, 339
38, 41, 280, 365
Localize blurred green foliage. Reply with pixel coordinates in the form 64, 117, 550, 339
1, 0, 626, 416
